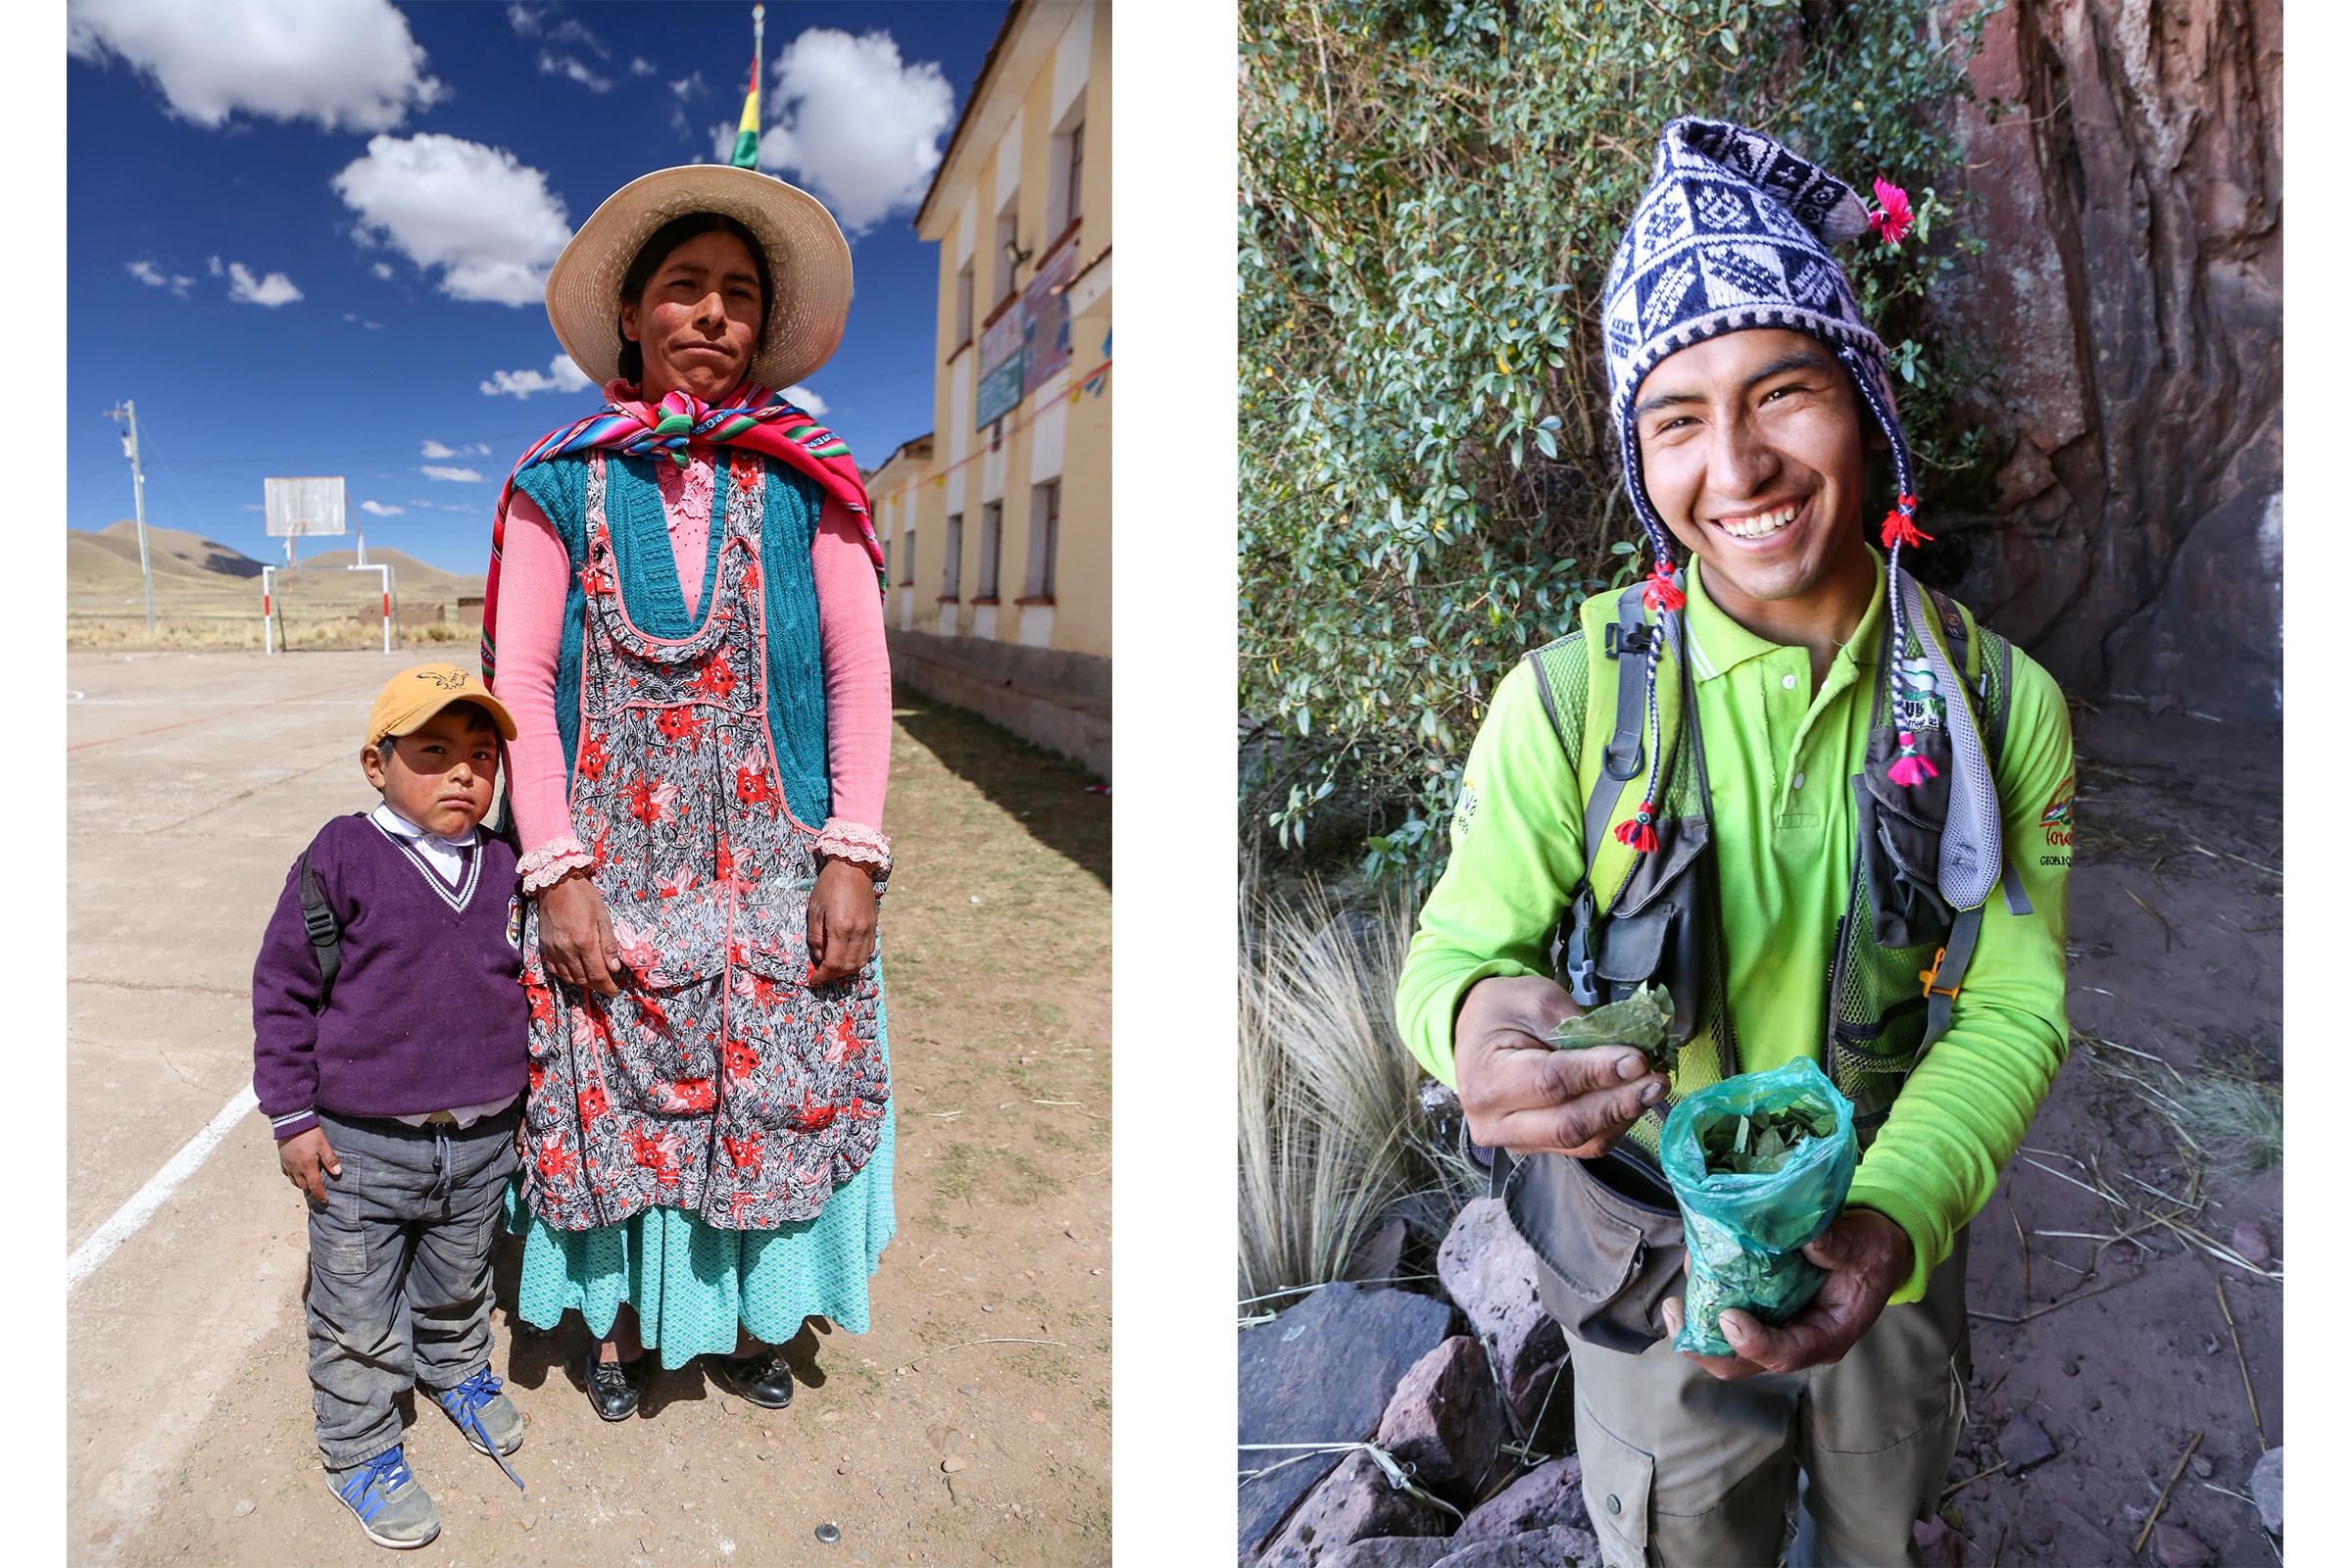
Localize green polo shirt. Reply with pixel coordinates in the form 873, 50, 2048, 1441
1396, 561, 2075, 1303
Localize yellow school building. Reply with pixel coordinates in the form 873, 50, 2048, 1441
880, 0, 1110, 781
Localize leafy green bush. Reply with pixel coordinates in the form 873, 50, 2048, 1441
1239, 0, 2001, 887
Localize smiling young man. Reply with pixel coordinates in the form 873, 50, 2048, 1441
1396, 122, 2075, 1566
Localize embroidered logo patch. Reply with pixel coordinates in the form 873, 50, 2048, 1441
507, 894, 523, 951
2038, 775, 2075, 865
1452, 784, 1480, 845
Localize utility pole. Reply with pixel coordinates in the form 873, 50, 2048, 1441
102, 401, 156, 635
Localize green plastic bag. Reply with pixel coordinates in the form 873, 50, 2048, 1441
1659, 1058, 1858, 1356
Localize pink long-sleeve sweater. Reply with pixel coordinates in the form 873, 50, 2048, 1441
495, 447, 890, 860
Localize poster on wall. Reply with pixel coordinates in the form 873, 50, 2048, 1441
976, 298, 1027, 429
1020, 230, 1078, 397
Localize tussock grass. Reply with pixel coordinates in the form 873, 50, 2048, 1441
1238, 870, 1474, 1304
2079, 1035, 2282, 1174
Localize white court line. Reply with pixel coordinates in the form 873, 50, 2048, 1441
67, 1084, 260, 1295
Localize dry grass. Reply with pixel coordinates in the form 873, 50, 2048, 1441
1238, 870, 1469, 1303
2078, 1035, 2282, 1175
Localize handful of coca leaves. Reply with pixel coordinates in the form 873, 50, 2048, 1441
1546, 983, 1673, 1071
1699, 1103, 1838, 1177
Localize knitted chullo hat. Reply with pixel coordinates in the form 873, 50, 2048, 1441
1597, 118, 1926, 853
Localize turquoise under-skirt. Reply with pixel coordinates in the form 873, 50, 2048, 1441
504, 989, 897, 1370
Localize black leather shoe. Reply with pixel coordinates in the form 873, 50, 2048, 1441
581, 1347, 642, 1421
711, 1348, 795, 1409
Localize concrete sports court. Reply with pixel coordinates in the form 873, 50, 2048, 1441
69, 647, 1113, 1565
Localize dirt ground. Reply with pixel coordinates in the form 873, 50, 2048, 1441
68, 650, 1111, 1566
1934, 699, 2282, 1566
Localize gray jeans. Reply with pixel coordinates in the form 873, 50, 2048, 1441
305, 1108, 519, 1467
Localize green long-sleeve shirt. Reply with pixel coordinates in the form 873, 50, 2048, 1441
1396, 564, 2075, 1303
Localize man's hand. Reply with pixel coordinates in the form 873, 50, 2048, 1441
1454, 974, 1669, 1158
537, 869, 622, 996
279, 1127, 342, 1204
1663, 1206, 1915, 1380
807, 858, 878, 986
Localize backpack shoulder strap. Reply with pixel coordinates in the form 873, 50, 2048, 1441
1577, 582, 1686, 914
297, 839, 345, 1014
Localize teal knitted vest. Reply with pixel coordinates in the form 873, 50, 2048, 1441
513, 451, 832, 828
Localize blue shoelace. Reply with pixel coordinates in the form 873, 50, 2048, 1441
335, 1446, 416, 1524
434, 1366, 526, 1493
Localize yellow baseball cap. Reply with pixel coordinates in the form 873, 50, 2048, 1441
364, 663, 518, 748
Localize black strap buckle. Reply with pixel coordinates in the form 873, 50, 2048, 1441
1603, 621, 1656, 661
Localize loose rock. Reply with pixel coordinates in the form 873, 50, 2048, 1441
1431, 1525, 1605, 1568
1997, 1414, 2056, 1472
1251, 1452, 1453, 1568
2190, 1454, 2213, 1480
1238, 1285, 1452, 1557
1456, 1456, 1587, 1543
231, 1499, 255, 1519
1315, 1541, 1456, 1568
2154, 1522, 2214, 1568
1374, 1337, 1505, 1502
2231, 1220, 2274, 1271
1912, 1517, 1964, 1568
1436, 1199, 1572, 1435
2249, 1446, 2283, 1533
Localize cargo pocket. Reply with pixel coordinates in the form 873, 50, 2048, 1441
1574, 1396, 1656, 1567
309, 1202, 369, 1280
1503, 1147, 1685, 1355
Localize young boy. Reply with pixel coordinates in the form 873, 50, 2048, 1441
252, 663, 532, 1550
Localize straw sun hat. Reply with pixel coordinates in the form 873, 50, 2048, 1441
544, 164, 854, 392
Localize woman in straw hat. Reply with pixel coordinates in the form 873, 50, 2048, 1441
482, 163, 894, 1421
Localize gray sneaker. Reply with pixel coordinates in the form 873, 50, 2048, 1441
432, 1366, 524, 1458
325, 1446, 440, 1549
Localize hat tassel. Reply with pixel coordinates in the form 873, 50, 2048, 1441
1881, 494, 1930, 551
1642, 561, 1686, 613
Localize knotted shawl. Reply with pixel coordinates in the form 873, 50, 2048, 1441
481, 378, 878, 683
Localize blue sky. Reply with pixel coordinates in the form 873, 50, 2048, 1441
67, 0, 1003, 573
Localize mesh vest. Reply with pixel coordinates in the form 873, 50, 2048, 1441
1521, 574, 2017, 1161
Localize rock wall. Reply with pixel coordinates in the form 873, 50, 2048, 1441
1930, 0, 2280, 716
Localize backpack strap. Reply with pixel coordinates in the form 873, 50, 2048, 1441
297, 848, 343, 1014
1579, 584, 1685, 918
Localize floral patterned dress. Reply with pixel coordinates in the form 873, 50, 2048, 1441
505, 448, 894, 1363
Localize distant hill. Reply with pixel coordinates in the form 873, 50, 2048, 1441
76, 519, 267, 579
65, 526, 484, 603
302, 547, 486, 603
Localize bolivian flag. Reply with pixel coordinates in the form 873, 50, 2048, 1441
729, 54, 760, 169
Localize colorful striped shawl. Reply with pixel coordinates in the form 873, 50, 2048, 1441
480, 379, 877, 683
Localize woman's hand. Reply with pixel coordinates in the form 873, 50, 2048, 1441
279, 1128, 341, 1204
807, 858, 878, 986
537, 869, 622, 996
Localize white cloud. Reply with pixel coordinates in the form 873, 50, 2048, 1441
68, 0, 443, 132
630, 57, 657, 77
755, 28, 953, 235
471, 443, 494, 455
669, 72, 705, 100
126, 259, 196, 295
420, 465, 484, 483
420, 439, 458, 459
207, 255, 222, 276
371, 261, 394, 280
225, 261, 302, 307
541, 51, 610, 92
332, 134, 573, 307
782, 383, 828, 416
359, 500, 404, 516
479, 354, 594, 399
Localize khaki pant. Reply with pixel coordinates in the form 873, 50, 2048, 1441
1570, 1230, 1969, 1567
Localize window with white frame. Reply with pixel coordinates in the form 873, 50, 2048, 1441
954, 261, 974, 347
901, 527, 915, 586
942, 514, 962, 599
994, 208, 1019, 303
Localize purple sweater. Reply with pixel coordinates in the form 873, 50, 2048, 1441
252, 813, 529, 1140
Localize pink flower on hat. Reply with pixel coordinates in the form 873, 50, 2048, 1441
1870, 177, 1914, 246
